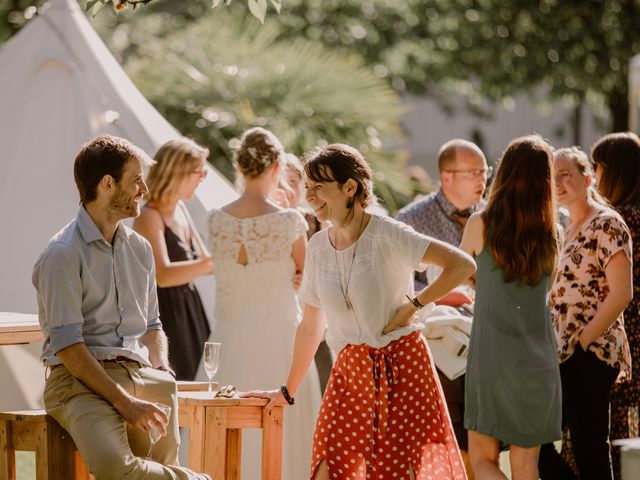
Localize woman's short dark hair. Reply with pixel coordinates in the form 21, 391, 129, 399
303, 144, 375, 216
73, 135, 149, 204
591, 132, 640, 207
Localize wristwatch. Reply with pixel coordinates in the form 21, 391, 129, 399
280, 385, 295, 405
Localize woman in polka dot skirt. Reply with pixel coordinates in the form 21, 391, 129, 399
244, 144, 475, 479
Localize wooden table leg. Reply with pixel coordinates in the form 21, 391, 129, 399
226, 429, 241, 480
261, 406, 283, 480
0, 419, 16, 480
37, 419, 74, 480
204, 407, 227, 480
185, 405, 206, 472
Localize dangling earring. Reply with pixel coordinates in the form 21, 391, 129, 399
346, 198, 354, 209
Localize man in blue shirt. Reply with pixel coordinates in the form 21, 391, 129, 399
32, 135, 209, 479
396, 138, 489, 477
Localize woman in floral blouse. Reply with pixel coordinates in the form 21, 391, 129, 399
538, 147, 633, 480
591, 132, 640, 480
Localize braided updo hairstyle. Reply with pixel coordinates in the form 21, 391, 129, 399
234, 127, 285, 179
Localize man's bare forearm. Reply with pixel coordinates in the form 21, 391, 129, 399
56, 343, 131, 410
140, 329, 169, 369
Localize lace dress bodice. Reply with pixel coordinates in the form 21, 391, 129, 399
207, 208, 308, 325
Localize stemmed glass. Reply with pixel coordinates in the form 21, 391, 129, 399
203, 342, 221, 393
147, 403, 172, 457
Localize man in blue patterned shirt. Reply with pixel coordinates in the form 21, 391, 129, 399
397, 139, 488, 297
396, 138, 488, 475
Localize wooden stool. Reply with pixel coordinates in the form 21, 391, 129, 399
177, 392, 283, 480
0, 410, 91, 480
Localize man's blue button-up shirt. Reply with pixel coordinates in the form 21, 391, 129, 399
33, 206, 162, 366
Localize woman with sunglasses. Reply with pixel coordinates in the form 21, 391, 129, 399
133, 137, 213, 380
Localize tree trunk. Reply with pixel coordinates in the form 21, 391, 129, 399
572, 103, 582, 146
609, 92, 630, 132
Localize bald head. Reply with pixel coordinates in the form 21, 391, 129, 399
438, 139, 486, 172
438, 139, 488, 210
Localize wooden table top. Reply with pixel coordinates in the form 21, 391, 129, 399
0, 312, 43, 345
177, 391, 270, 407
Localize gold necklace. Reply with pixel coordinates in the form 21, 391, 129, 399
331, 213, 366, 311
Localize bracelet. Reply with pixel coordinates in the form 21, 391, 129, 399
280, 385, 295, 405
405, 294, 425, 309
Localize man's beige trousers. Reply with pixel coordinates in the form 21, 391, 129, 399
44, 360, 210, 480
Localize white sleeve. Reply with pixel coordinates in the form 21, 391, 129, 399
299, 243, 322, 308
386, 218, 431, 270
289, 209, 309, 243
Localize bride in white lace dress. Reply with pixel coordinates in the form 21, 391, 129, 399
207, 127, 322, 480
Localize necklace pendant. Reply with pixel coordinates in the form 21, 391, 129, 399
345, 298, 353, 310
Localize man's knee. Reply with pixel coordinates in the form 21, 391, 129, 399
89, 451, 140, 480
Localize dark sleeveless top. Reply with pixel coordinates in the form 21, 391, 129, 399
156, 217, 210, 380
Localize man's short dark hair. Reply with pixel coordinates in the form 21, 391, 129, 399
73, 135, 147, 204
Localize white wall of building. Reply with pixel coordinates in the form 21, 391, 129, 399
402, 92, 607, 176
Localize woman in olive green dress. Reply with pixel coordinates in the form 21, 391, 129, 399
460, 135, 562, 480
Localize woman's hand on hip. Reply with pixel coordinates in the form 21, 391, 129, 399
240, 389, 288, 415
382, 301, 418, 335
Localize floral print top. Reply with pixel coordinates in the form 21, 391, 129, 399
551, 207, 632, 381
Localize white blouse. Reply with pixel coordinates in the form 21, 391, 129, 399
299, 214, 431, 354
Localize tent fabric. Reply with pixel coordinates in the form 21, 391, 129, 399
0, 0, 236, 315
0, 0, 237, 409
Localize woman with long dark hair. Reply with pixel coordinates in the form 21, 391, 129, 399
460, 135, 562, 479
591, 132, 640, 479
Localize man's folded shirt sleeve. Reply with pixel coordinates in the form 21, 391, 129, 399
145, 245, 162, 333
34, 242, 85, 352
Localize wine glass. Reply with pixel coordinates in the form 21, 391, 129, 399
204, 342, 222, 393
147, 403, 172, 457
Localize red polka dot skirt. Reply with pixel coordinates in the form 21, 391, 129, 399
311, 331, 467, 479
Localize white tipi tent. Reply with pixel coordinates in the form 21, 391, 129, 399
0, 0, 237, 409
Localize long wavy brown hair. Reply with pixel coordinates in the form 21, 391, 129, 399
482, 135, 558, 285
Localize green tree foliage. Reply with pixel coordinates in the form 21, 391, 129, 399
279, 0, 640, 131
123, 10, 410, 210
87, 0, 281, 23
0, 0, 45, 44
4, 1, 637, 132
443, 0, 639, 132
